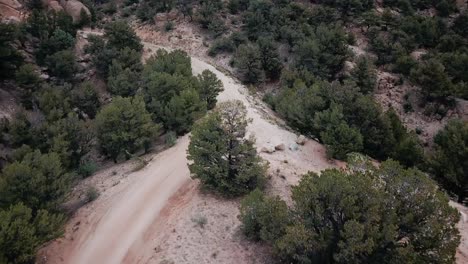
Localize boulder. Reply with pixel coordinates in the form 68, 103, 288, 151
155, 10, 179, 22
39, 73, 50, 80
275, 143, 285, 151
410, 50, 427, 61
48, 0, 64, 12
260, 146, 275, 154
342, 60, 356, 76
59, 0, 90, 24
289, 143, 299, 151
296, 135, 306, 145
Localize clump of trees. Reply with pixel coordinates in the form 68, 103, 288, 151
188, 100, 266, 196
95, 96, 160, 162
86, 21, 143, 79
0, 144, 71, 263
240, 158, 460, 263
364, 7, 468, 101
141, 49, 222, 134
429, 119, 468, 203
0, 23, 23, 79
270, 79, 424, 165
0, 8, 224, 261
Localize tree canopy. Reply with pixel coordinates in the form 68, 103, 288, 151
240, 158, 460, 263
188, 100, 266, 196
95, 96, 160, 162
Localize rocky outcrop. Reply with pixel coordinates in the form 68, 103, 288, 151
59, 0, 90, 23
48, 0, 64, 12
155, 10, 179, 22
455, 98, 468, 121
0, 0, 22, 23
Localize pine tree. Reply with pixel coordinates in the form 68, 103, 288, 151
71, 82, 100, 118
107, 65, 139, 97
188, 100, 266, 196
240, 159, 461, 263
95, 96, 160, 162
430, 119, 468, 203
104, 21, 143, 52
234, 44, 265, 84
0, 203, 64, 264
350, 56, 377, 94
196, 70, 223, 109
162, 89, 206, 135
0, 150, 71, 211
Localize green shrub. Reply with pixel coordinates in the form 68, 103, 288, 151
165, 131, 177, 147
191, 214, 208, 228
164, 21, 175, 32
78, 162, 98, 178
84, 186, 99, 203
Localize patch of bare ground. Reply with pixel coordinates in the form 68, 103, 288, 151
451, 202, 468, 263
0, 84, 19, 120
374, 71, 466, 146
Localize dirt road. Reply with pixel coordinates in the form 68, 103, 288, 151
39, 36, 333, 264
68, 136, 190, 264
39, 32, 467, 263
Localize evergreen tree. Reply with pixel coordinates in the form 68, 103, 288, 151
144, 49, 192, 77
452, 12, 468, 38
45, 50, 77, 81
37, 84, 72, 121
350, 56, 377, 94
430, 119, 468, 203
196, 70, 223, 109
71, 82, 100, 118
107, 65, 139, 97
15, 64, 41, 109
36, 29, 75, 64
142, 71, 191, 118
104, 21, 143, 52
6, 112, 34, 148
162, 89, 206, 135
188, 100, 266, 196
0, 23, 23, 79
257, 37, 283, 79
47, 113, 93, 169
0, 150, 71, 211
235, 44, 265, 84
240, 159, 461, 263
239, 189, 289, 242
295, 24, 349, 80
95, 96, 159, 162
0, 203, 64, 264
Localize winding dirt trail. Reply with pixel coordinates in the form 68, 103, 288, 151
39, 35, 333, 264
39, 32, 467, 263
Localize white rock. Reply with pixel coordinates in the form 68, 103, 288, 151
289, 143, 299, 151
260, 146, 275, 154
296, 135, 306, 145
